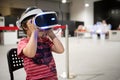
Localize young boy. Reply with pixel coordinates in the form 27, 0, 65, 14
17, 7, 64, 80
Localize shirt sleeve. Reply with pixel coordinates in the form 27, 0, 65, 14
17, 38, 28, 57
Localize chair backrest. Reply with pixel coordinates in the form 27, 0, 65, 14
7, 48, 24, 80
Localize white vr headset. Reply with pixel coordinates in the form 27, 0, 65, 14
16, 8, 60, 30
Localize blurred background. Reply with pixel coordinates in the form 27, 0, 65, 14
0, 0, 120, 80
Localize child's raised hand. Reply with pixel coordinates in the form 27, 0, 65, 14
46, 29, 56, 40
26, 19, 38, 33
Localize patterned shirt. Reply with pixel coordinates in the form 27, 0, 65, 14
17, 37, 58, 80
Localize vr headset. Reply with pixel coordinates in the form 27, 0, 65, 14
34, 12, 60, 30
16, 8, 60, 30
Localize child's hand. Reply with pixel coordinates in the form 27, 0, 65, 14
27, 19, 38, 33
46, 29, 56, 40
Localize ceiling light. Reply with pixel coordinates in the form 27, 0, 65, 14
85, 3, 89, 7
62, 0, 67, 3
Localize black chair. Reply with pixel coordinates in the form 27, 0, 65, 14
7, 48, 24, 80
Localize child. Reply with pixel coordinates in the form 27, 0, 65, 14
17, 7, 64, 80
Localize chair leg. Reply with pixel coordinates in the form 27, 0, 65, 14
10, 72, 14, 80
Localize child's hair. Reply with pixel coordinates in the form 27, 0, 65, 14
18, 6, 41, 34
21, 15, 35, 34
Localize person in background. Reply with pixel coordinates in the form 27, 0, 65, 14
17, 7, 64, 80
117, 24, 120, 30
101, 20, 112, 38
74, 25, 86, 36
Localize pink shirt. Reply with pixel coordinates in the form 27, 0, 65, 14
17, 37, 57, 80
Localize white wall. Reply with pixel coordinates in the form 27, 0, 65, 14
70, 0, 100, 27
2, 31, 18, 45
70, 0, 85, 22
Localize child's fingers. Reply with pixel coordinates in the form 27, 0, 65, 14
27, 19, 37, 32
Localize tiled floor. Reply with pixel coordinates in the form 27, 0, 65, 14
0, 37, 120, 80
